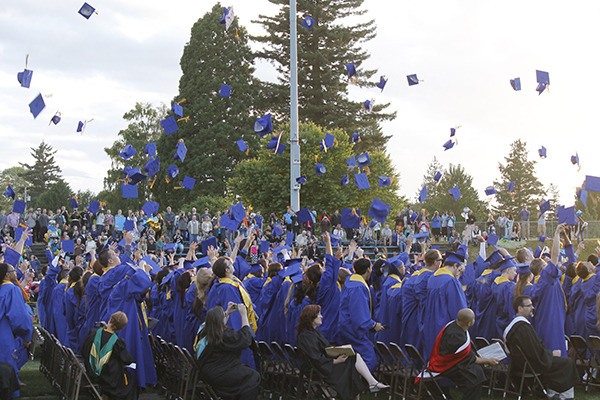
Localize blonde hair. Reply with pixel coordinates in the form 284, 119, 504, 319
108, 311, 128, 332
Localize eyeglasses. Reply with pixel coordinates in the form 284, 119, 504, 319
522, 303, 534, 308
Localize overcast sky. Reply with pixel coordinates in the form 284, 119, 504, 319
1, 0, 599, 208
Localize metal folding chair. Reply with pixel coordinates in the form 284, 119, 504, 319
404, 344, 448, 400
505, 344, 547, 400
569, 334, 593, 391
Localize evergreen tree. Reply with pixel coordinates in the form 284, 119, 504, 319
415, 157, 444, 201
545, 183, 560, 220
36, 179, 72, 212
152, 3, 261, 209
494, 140, 546, 217
252, 0, 396, 151
19, 141, 62, 204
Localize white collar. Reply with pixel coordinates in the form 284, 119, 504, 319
503, 315, 530, 341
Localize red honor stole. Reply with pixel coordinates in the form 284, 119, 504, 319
428, 321, 471, 374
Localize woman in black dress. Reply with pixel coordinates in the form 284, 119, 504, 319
195, 303, 260, 400
296, 305, 389, 399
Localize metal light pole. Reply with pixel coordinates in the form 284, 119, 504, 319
289, 0, 301, 212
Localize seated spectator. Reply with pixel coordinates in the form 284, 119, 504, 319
380, 224, 392, 246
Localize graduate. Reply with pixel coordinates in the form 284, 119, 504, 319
412, 249, 443, 352
337, 258, 385, 372
400, 269, 423, 349
471, 250, 503, 339
49, 268, 69, 344
384, 278, 404, 346
256, 262, 284, 342
97, 246, 134, 321
38, 257, 60, 332
172, 269, 192, 349
64, 267, 86, 354
81, 261, 104, 348
285, 278, 310, 346
491, 257, 517, 337
149, 269, 175, 343
242, 264, 266, 317
422, 246, 468, 361
375, 253, 405, 345
182, 267, 212, 352
315, 233, 342, 343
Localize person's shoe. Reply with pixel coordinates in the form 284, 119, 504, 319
369, 382, 390, 393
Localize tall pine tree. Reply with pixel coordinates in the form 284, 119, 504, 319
152, 3, 261, 209
19, 141, 62, 204
252, 0, 396, 151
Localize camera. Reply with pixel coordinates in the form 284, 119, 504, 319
231, 304, 238, 310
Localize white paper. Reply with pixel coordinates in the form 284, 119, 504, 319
477, 342, 507, 361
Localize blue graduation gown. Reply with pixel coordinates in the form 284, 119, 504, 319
400, 271, 422, 349
385, 282, 404, 346
64, 285, 86, 354
38, 263, 60, 331
98, 264, 131, 321
316, 255, 341, 343
492, 276, 515, 336
375, 273, 402, 345
170, 270, 187, 348
82, 274, 101, 344
286, 294, 309, 346
337, 274, 377, 372
50, 281, 68, 344
105, 268, 156, 388
0, 282, 33, 398
243, 276, 265, 316
256, 275, 284, 342
422, 268, 467, 361
183, 283, 203, 352
472, 269, 501, 339
413, 269, 434, 354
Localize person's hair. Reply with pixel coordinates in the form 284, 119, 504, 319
565, 263, 577, 279
193, 268, 213, 318
576, 262, 590, 280
353, 258, 371, 275
338, 268, 351, 288
92, 260, 104, 276
303, 263, 322, 301
514, 273, 531, 297
155, 268, 170, 286
212, 257, 230, 278
529, 259, 544, 276
587, 254, 598, 266
267, 262, 282, 278
176, 272, 192, 308
98, 249, 111, 268
58, 267, 69, 282
513, 295, 531, 313
515, 248, 530, 263
201, 306, 227, 346
297, 304, 321, 336
424, 250, 441, 267
108, 311, 128, 332
0, 263, 9, 282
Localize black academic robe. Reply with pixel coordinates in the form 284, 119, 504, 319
505, 320, 577, 393
297, 328, 368, 400
0, 361, 18, 400
81, 329, 138, 400
197, 326, 260, 400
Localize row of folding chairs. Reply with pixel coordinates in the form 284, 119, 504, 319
37, 326, 103, 400
150, 334, 221, 400
565, 334, 600, 392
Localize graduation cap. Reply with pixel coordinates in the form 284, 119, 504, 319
219, 213, 239, 231
258, 240, 271, 255
201, 236, 218, 253
557, 205, 577, 225
578, 188, 588, 207
410, 211, 419, 223
272, 223, 284, 237
486, 233, 499, 246
182, 176, 196, 190
145, 142, 157, 157
123, 219, 135, 232
340, 174, 349, 186
120, 183, 137, 201
3, 247, 20, 268
346, 156, 357, 169
144, 157, 160, 177
300, 14, 316, 30
15, 227, 32, 246
341, 208, 361, 229
174, 140, 187, 162
321, 133, 335, 151
141, 256, 162, 274
485, 186, 497, 196
166, 165, 179, 180
192, 256, 211, 269
499, 256, 517, 271
443, 139, 455, 151
219, 84, 232, 97
125, 168, 146, 185
434, 171, 443, 182
516, 263, 531, 275
345, 63, 357, 81
419, 185, 428, 203
142, 201, 159, 216
407, 74, 420, 86
444, 249, 466, 265
236, 139, 248, 153
49, 112, 61, 125
533, 246, 543, 258
164, 243, 176, 253
254, 114, 273, 136
485, 249, 504, 267
535, 70, 550, 95
376, 75, 388, 91
13, 200, 26, 214
119, 144, 137, 160
448, 185, 461, 201
218, 6, 235, 31
230, 202, 246, 222
378, 176, 392, 187
510, 77, 521, 91
69, 197, 78, 209
539, 235, 546, 243
585, 175, 600, 192
274, 140, 286, 155
363, 99, 374, 112
29, 93, 45, 118
368, 198, 390, 223
172, 102, 183, 117
357, 152, 371, 168
539, 199, 551, 215
538, 146, 547, 159
354, 173, 370, 190
3, 185, 15, 200
296, 208, 314, 224
315, 163, 326, 175
161, 116, 178, 135
87, 200, 100, 214
285, 231, 295, 246
296, 175, 307, 185
78, 2, 96, 19
62, 240, 75, 254
571, 153, 580, 170
507, 181, 515, 192
351, 132, 361, 143
17, 67, 33, 89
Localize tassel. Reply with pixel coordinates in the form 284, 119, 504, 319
149, 176, 157, 189
177, 116, 190, 123
177, 98, 187, 104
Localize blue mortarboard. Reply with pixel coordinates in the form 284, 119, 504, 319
78, 2, 96, 19
230, 202, 246, 222
363, 99, 374, 112
123, 165, 134, 176
164, 243, 176, 253
201, 236, 218, 253
3, 185, 15, 199
539, 199, 551, 215
236, 139, 248, 153
259, 240, 271, 254
357, 152, 371, 168
296, 176, 307, 185
296, 209, 313, 224
300, 15, 316, 30
485, 186, 497, 196
15, 227, 32, 246
345, 63, 357, 80
510, 77, 521, 91
578, 188, 588, 206
172, 102, 183, 117
376, 75, 388, 91
315, 163, 327, 175
62, 240, 75, 254
145, 142, 157, 157
330, 234, 342, 247
182, 176, 196, 190
536, 82, 548, 95
533, 246, 542, 258
410, 211, 418, 223
487, 233, 499, 246
378, 176, 392, 187
280, 262, 302, 279
499, 256, 518, 272
350, 132, 361, 144
272, 223, 284, 237
434, 171, 443, 182
448, 185, 461, 201
536, 70, 550, 85
175, 140, 187, 162
557, 206, 577, 225
354, 173, 370, 190
272, 244, 291, 255
13, 200, 26, 214
3, 247, 20, 267
69, 197, 78, 209
291, 272, 304, 284
347, 156, 357, 169
49, 112, 61, 125
445, 249, 466, 265
17, 69, 33, 88
121, 183, 138, 199
340, 174, 349, 186
29, 93, 45, 118
219, 213, 239, 231
274, 142, 286, 155
219, 84, 232, 97
144, 157, 160, 177
413, 232, 430, 240
571, 153, 580, 168
507, 181, 515, 192
322, 133, 335, 150
126, 168, 146, 185
407, 74, 419, 86
141, 256, 162, 274
142, 201, 159, 216
485, 249, 504, 267
341, 208, 361, 229
161, 116, 178, 135
286, 231, 294, 246
585, 175, 600, 192
266, 136, 278, 149
368, 198, 390, 223
419, 185, 428, 203
538, 146, 547, 159
87, 200, 99, 214
539, 235, 546, 243
123, 219, 135, 232
254, 113, 273, 136
443, 139, 455, 150
77, 121, 85, 133
516, 263, 531, 275
119, 144, 137, 160
167, 165, 179, 180
450, 127, 456, 137
192, 256, 212, 269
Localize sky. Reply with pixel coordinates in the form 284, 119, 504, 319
1, 0, 599, 208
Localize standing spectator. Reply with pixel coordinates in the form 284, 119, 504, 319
114, 210, 125, 239
96, 209, 105, 233
187, 215, 200, 243
537, 212, 546, 237
163, 206, 175, 241
37, 209, 49, 243
331, 210, 341, 228
431, 211, 441, 241
201, 216, 213, 240
440, 211, 448, 241
6, 210, 19, 237
519, 207, 530, 239
283, 207, 294, 232
176, 212, 188, 241
486, 213, 495, 234
104, 210, 114, 236
496, 211, 507, 238
446, 211, 456, 240
505, 214, 514, 239
380, 224, 392, 246
25, 207, 38, 235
